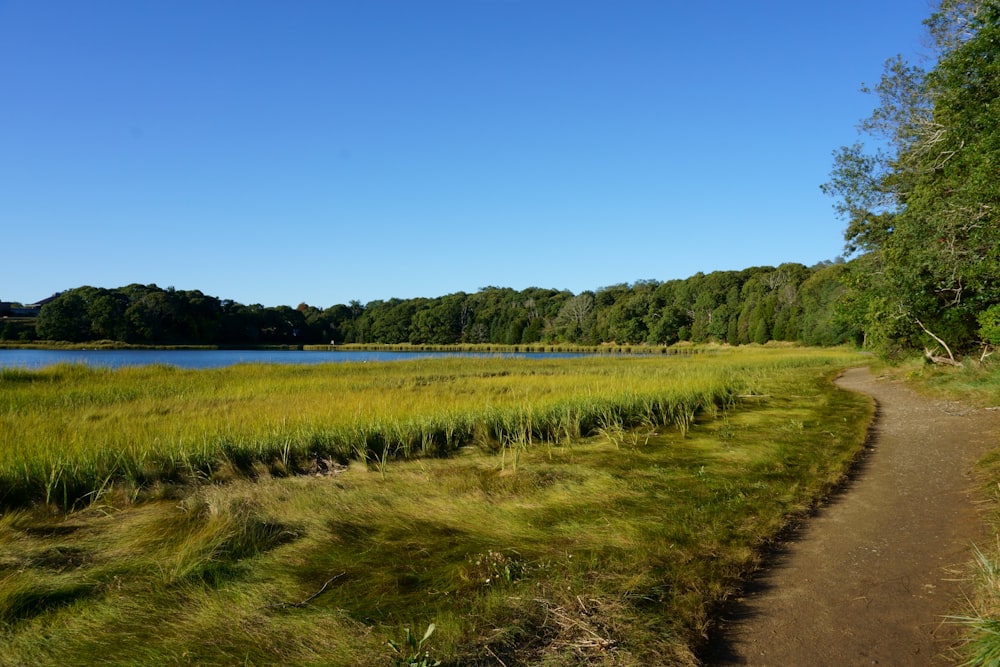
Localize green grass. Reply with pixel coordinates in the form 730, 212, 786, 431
0, 347, 873, 665
952, 440, 1000, 667
0, 347, 853, 509
949, 542, 1000, 667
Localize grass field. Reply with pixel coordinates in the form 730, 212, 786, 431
0, 347, 873, 665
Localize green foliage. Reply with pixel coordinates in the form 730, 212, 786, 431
388, 624, 442, 667
35, 291, 90, 342
978, 305, 1000, 348
823, 0, 1000, 358
12, 262, 856, 349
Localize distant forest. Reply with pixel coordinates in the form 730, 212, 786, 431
4, 2, 998, 360
0, 261, 854, 348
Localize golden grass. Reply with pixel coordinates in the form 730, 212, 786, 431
0, 347, 873, 665
0, 347, 862, 508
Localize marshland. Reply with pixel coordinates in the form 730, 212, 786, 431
0, 346, 875, 665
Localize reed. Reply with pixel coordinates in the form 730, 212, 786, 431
0, 348, 859, 509
0, 347, 873, 665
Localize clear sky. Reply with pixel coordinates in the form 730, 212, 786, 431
1, 0, 934, 308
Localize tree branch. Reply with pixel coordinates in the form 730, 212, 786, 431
266, 572, 345, 610
915, 317, 961, 365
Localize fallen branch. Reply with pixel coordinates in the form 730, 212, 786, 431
924, 347, 963, 367
266, 572, 345, 609
915, 318, 960, 366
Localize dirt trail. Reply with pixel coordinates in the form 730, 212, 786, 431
705, 366, 1000, 666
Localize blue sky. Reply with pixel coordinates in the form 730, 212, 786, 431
1, 1, 933, 308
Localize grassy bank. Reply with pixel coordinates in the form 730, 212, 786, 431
0, 347, 871, 665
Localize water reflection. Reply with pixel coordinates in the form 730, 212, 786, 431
0, 349, 585, 370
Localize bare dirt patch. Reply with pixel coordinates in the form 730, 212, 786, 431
705, 366, 1000, 666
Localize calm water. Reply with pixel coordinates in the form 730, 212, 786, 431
0, 348, 585, 370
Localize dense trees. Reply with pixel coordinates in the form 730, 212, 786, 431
9, 263, 858, 348
22, 3, 995, 357
823, 0, 999, 360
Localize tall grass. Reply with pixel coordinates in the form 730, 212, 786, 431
0, 348, 873, 665
0, 348, 859, 509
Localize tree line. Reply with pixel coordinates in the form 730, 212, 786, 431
5, 2, 995, 360
2, 261, 856, 348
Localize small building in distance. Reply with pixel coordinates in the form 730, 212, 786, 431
1, 293, 61, 318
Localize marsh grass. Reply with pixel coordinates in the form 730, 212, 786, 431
0, 348, 872, 665
0, 348, 851, 509
948, 540, 1000, 667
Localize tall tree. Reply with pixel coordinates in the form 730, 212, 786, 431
823, 0, 1000, 359
36, 290, 90, 342
554, 292, 595, 343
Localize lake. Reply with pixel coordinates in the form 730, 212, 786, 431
0, 348, 587, 370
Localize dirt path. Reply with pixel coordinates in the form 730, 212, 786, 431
705, 366, 1000, 666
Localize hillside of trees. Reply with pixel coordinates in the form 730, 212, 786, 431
4, 2, 996, 360
0, 261, 856, 348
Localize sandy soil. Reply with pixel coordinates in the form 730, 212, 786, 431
704, 366, 1000, 666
